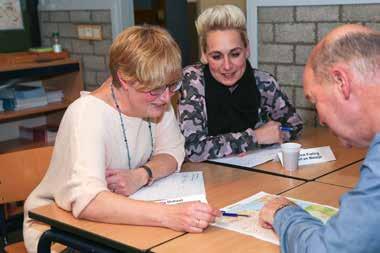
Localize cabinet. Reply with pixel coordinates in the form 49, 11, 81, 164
0, 58, 84, 154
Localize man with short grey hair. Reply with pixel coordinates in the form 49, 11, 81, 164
259, 24, 380, 253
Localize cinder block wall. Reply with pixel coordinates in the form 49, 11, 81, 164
39, 10, 112, 91
257, 4, 380, 126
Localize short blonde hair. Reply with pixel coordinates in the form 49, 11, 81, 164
195, 4, 248, 53
109, 25, 182, 90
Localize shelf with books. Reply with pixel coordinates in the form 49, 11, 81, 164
0, 101, 70, 122
0, 56, 83, 153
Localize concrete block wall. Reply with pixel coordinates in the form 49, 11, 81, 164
39, 10, 112, 91
257, 3, 380, 126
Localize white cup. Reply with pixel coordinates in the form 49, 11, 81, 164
281, 142, 302, 171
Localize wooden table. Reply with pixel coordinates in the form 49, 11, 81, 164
281, 181, 350, 206
316, 161, 362, 188
29, 163, 304, 253
253, 127, 367, 181
30, 203, 184, 252
152, 181, 350, 253
182, 163, 304, 208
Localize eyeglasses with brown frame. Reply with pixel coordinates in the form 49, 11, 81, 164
117, 72, 181, 97
147, 81, 182, 97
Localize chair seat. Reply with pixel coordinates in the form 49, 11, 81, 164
51, 242, 67, 253
4, 241, 27, 253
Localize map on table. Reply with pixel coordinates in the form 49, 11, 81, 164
213, 191, 338, 245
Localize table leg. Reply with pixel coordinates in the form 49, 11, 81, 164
37, 228, 123, 253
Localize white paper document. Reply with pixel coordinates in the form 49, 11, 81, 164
213, 191, 338, 245
209, 145, 281, 168
129, 171, 207, 204
278, 146, 336, 167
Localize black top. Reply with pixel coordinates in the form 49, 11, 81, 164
204, 60, 261, 136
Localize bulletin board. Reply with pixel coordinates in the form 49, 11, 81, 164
0, 0, 41, 53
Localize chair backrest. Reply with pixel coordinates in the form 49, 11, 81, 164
0, 146, 53, 204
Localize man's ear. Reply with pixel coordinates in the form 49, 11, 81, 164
331, 66, 351, 100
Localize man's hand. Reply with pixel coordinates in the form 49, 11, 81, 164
259, 196, 294, 229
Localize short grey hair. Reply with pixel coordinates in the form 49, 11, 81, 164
311, 31, 380, 83
195, 4, 248, 53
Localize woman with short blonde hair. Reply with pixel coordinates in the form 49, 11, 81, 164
109, 25, 182, 90
24, 25, 220, 253
178, 5, 303, 162
196, 4, 248, 56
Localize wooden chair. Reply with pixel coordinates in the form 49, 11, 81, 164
0, 146, 54, 253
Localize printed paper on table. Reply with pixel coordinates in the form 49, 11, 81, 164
209, 145, 281, 168
213, 191, 338, 245
130, 171, 207, 204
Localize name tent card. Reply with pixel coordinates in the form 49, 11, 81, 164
278, 146, 336, 167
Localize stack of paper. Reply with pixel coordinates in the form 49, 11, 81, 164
46, 89, 64, 103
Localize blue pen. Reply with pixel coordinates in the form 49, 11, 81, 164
221, 211, 250, 217
280, 126, 295, 132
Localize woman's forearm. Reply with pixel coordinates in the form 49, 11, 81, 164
78, 191, 165, 226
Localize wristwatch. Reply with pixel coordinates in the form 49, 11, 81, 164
274, 201, 295, 217
141, 165, 154, 186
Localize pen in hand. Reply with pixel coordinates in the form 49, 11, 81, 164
221, 211, 250, 217
280, 126, 295, 132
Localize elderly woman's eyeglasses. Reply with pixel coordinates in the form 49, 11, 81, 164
117, 73, 181, 97
148, 82, 181, 97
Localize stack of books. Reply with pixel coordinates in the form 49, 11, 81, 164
0, 81, 48, 111
46, 88, 64, 103
14, 81, 48, 110
19, 124, 59, 143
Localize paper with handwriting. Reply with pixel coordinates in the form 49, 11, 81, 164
130, 171, 207, 204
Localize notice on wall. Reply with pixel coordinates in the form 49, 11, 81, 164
0, 0, 24, 30
278, 146, 336, 166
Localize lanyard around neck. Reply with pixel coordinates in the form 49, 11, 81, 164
110, 84, 154, 169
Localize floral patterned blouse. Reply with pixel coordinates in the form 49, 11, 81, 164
177, 63, 303, 162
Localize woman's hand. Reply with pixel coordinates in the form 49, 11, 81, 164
254, 121, 283, 145
106, 168, 147, 196
161, 201, 221, 233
